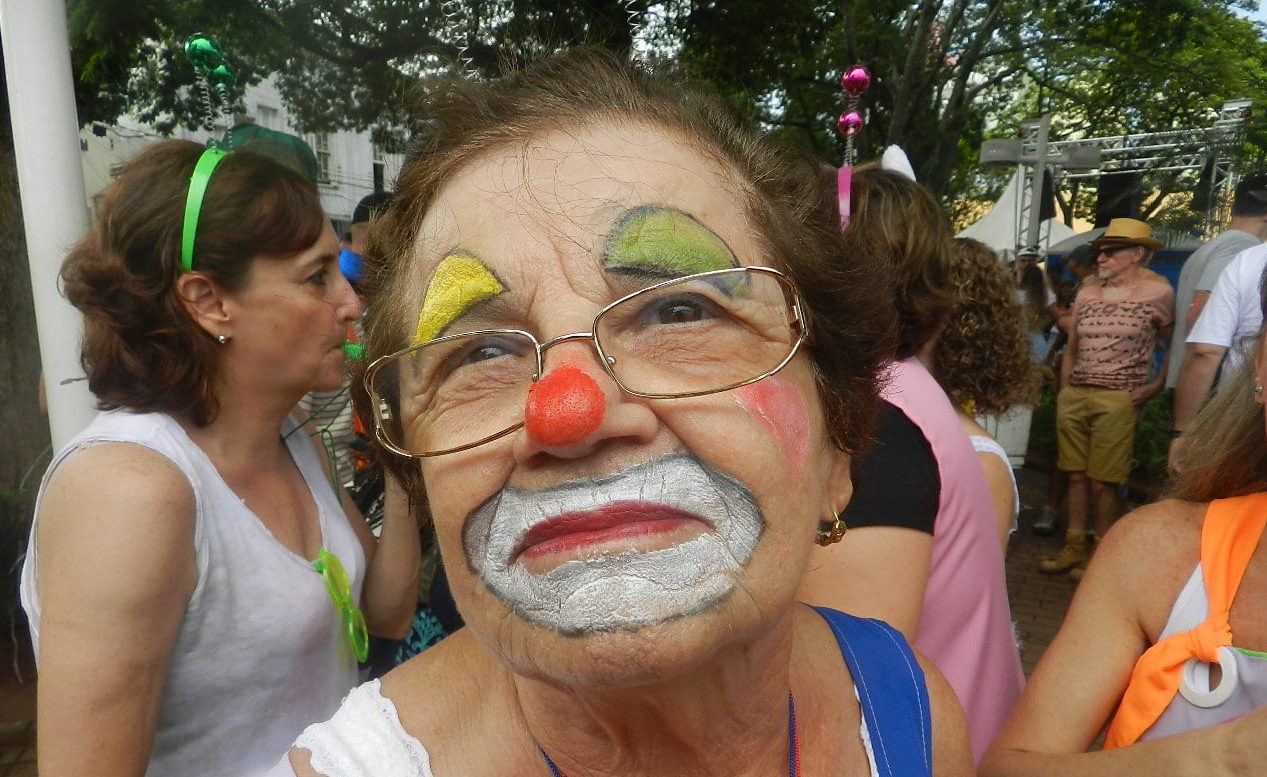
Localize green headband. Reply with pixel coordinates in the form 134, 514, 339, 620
180, 147, 231, 272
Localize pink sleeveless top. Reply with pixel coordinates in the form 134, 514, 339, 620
882, 357, 1025, 763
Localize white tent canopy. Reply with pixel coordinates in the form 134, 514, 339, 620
1046, 228, 1105, 256
1046, 227, 1203, 256
957, 168, 1076, 257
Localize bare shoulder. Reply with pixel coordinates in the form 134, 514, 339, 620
955, 412, 989, 439
976, 447, 1012, 480
39, 442, 195, 542
916, 651, 958, 713
34, 443, 198, 667
285, 749, 320, 777
1090, 499, 1203, 633
1098, 498, 1202, 566
378, 629, 506, 743
916, 652, 973, 777
283, 633, 497, 776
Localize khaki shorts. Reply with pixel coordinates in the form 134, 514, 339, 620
1056, 384, 1137, 484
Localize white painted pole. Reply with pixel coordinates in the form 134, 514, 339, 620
1, 0, 95, 448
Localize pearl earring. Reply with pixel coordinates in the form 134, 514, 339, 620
217, 334, 229, 345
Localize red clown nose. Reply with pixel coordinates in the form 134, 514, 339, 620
524, 365, 607, 447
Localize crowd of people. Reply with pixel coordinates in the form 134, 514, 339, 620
16, 47, 1267, 777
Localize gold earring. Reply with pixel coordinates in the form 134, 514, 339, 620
816, 510, 847, 546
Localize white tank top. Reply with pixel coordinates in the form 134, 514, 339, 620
20, 409, 365, 777
969, 434, 1020, 535
1141, 563, 1267, 740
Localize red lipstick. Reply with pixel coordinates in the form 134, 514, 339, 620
513, 501, 709, 563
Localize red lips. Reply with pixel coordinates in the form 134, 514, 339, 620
513, 501, 709, 563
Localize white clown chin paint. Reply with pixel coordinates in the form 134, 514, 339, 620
461, 453, 764, 635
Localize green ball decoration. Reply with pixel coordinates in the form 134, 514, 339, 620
209, 63, 236, 88
185, 33, 225, 74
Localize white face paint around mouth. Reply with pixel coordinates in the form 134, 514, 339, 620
461, 453, 765, 635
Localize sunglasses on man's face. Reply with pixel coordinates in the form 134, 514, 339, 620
1097, 245, 1136, 257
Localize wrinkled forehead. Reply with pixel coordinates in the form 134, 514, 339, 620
404, 123, 757, 296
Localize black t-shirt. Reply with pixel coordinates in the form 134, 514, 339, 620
843, 400, 940, 534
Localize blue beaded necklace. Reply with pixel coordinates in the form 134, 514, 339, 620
538, 692, 801, 776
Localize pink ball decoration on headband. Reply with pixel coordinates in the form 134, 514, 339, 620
837, 111, 864, 137
835, 65, 871, 231
841, 66, 871, 97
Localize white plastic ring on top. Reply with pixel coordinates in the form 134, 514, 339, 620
1178, 646, 1240, 708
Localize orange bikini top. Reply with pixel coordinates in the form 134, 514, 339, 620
1104, 491, 1267, 748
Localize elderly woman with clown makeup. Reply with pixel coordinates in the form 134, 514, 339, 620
19, 143, 422, 777
269, 50, 973, 777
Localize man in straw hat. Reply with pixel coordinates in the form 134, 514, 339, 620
1042, 218, 1174, 580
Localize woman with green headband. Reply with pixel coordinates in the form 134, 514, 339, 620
18, 140, 421, 777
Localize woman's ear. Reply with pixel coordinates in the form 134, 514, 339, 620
827, 449, 853, 515
176, 272, 232, 340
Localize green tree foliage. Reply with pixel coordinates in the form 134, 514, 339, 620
679, 0, 1033, 197
1015, 1, 1267, 224
61, 0, 1267, 207
68, 0, 640, 145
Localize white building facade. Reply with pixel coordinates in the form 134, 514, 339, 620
79, 75, 406, 235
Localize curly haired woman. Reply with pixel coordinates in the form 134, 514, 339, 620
931, 238, 1039, 548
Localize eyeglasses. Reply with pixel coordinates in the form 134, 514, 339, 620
365, 266, 807, 458
313, 548, 368, 662
1097, 245, 1135, 257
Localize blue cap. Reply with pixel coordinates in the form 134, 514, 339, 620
338, 246, 363, 285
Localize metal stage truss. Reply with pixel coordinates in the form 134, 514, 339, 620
1008, 100, 1250, 248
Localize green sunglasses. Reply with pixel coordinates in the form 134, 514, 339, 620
313, 548, 369, 663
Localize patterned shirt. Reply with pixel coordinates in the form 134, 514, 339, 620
1070, 274, 1174, 390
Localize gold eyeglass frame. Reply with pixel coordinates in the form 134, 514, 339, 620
363, 265, 809, 459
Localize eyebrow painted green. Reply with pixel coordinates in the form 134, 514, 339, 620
604, 208, 738, 276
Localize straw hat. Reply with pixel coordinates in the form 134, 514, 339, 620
1091, 218, 1162, 250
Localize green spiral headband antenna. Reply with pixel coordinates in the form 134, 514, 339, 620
180, 33, 238, 272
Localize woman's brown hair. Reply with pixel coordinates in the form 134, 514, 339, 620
1017, 263, 1051, 334
931, 238, 1038, 415
842, 164, 954, 359
62, 140, 327, 425
361, 49, 897, 494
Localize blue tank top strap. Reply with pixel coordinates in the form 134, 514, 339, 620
812, 605, 932, 777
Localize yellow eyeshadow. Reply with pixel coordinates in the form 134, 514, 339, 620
412, 253, 504, 344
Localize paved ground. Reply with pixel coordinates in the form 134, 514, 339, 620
1008, 464, 1080, 675
0, 629, 34, 777
0, 463, 1087, 771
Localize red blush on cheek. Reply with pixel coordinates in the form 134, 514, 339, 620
733, 378, 810, 474
525, 366, 607, 447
